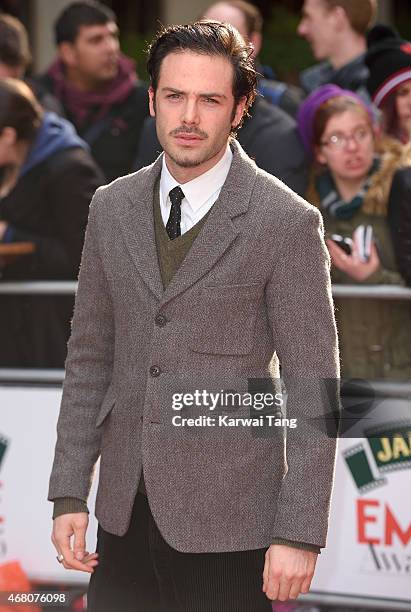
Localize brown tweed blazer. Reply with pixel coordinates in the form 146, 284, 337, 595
48, 139, 339, 552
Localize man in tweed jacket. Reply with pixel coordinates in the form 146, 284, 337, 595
49, 21, 339, 611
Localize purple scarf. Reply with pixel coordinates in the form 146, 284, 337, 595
47, 54, 137, 128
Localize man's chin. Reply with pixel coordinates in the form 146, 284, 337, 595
168, 151, 205, 168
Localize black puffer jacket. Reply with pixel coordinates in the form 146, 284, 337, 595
0, 116, 103, 368
388, 166, 411, 286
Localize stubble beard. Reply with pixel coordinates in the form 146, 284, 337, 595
166, 147, 210, 168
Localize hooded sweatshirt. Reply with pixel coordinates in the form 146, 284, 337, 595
20, 112, 87, 177
2, 112, 87, 242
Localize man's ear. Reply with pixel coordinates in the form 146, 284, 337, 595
331, 5, 349, 32
231, 96, 247, 130
58, 42, 77, 68
148, 86, 156, 118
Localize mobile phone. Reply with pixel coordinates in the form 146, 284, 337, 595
329, 234, 353, 255
353, 225, 373, 262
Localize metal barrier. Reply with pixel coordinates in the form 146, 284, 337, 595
0, 281, 77, 295
0, 280, 411, 298
1, 281, 410, 609
0, 281, 410, 384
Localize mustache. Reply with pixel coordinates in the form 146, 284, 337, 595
170, 127, 208, 139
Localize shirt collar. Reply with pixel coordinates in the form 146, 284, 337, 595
160, 143, 233, 212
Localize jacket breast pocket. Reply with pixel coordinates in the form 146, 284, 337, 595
191, 284, 262, 355
95, 387, 116, 428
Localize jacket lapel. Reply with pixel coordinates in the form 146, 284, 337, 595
118, 156, 164, 300
161, 140, 258, 305
118, 139, 258, 303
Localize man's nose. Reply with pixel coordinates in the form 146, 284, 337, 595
105, 35, 119, 54
297, 20, 307, 37
181, 99, 200, 125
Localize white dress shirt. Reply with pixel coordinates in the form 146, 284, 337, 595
159, 144, 233, 235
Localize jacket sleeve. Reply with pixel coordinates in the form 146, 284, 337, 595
265, 206, 340, 548
388, 167, 411, 287
7, 153, 103, 279
48, 187, 114, 502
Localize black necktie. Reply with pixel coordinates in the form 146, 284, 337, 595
166, 186, 185, 240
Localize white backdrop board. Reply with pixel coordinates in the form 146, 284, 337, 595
311, 396, 411, 607
0, 385, 96, 584
0, 384, 410, 605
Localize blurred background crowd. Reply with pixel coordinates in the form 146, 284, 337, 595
0, 0, 410, 382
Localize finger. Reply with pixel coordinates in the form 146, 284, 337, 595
83, 551, 99, 561
81, 551, 99, 567
262, 552, 269, 593
59, 541, 95, 573
265, 566, 281, 601
83, 554, 99, 567
73, 522, 87, 561
327, 240, 348, 266
277, 575, 292, 602
369, 241, 379, 263
288, 576, 305, 600
301, 573, 313, 594
351, 234, 360, 259
54, 530, 94, 573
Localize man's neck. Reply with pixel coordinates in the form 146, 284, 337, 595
328, 32, 366, 70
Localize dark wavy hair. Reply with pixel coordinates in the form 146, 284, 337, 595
146, 20, 257, 127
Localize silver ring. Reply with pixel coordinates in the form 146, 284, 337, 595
56, 553, 64, 563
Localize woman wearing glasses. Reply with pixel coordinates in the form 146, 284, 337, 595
297, 84, 411, 380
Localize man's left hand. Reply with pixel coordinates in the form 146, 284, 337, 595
262, 544, 318, 602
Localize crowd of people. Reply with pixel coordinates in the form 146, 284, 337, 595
0, 0, 410, 377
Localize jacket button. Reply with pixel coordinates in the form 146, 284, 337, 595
155, 314, 167, 327
149, 365, 161, 377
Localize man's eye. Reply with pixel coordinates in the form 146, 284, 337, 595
167, 94, 181, 99
204, 98, 218, 104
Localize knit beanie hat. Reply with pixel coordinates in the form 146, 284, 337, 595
297, 84, 373, 155
365, 24, 411, 107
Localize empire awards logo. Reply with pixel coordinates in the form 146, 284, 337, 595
343, 421, 411, 576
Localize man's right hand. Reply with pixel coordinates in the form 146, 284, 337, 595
51, 513, 99, 573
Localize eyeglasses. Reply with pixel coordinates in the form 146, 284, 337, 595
320, 127, 372, 150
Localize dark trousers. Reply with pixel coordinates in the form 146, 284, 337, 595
87, 492, 272, 612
